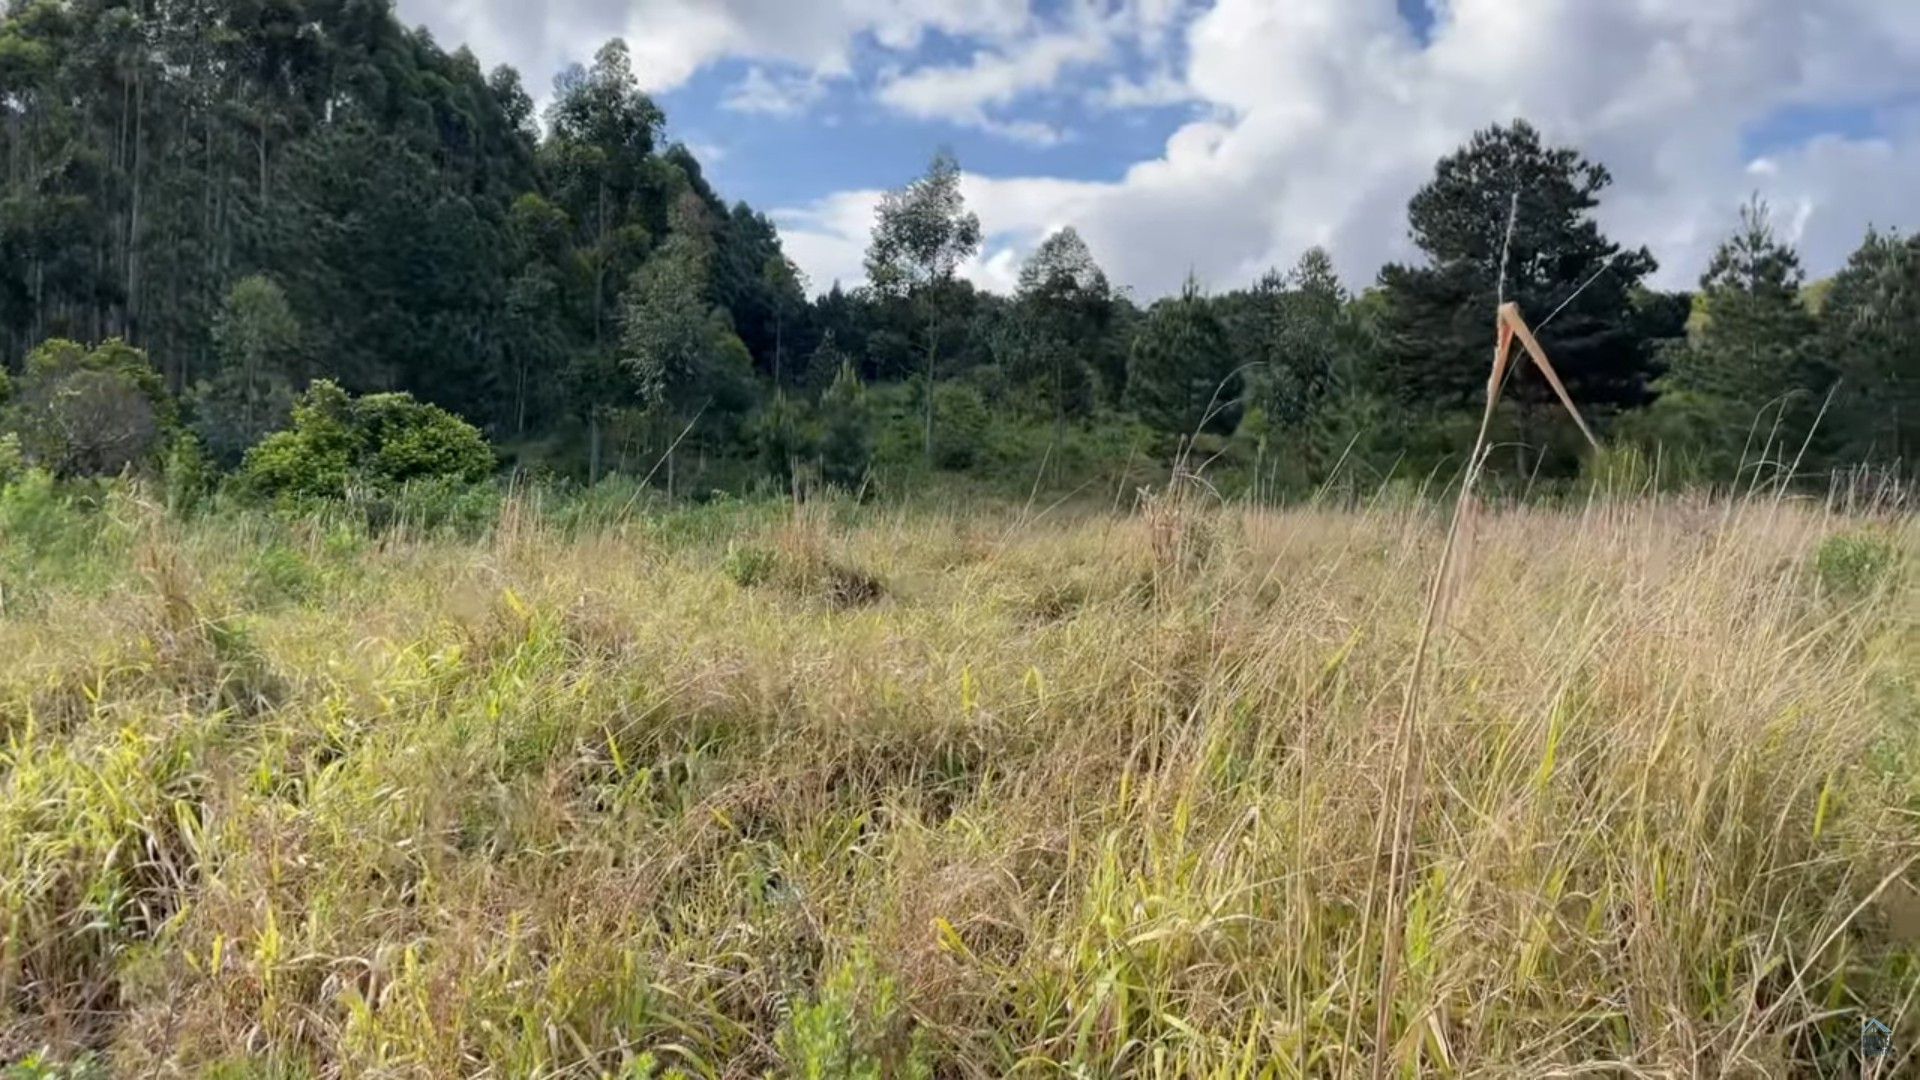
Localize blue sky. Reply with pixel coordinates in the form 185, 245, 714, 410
654, 55, 1198, 214
399, 0, 1920, 298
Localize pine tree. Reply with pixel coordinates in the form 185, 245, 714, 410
1376, 121, 1667, 441
1640, 199, 1828, 480
1126, 277, 1238, 437
1821, 228, 1920, 468
1664, 198, 1822, 408
1007, 227, 1112, 435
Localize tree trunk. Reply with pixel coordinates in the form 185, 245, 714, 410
1053, 355, 1066, 465
514, 358, 527, 434
589, 413, 603, 484
923, 313, 938, 464
127, 62, 143, 347
244, 351, 257, 437
593, 180, 608, 350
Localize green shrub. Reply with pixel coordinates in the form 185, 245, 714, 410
384, 475, 503, 536
754, 393, 816, 485
721, 541, 778, 587
818, 363, 874, 487
241, 380, 494, 501
163, 433, 214, 516
929, 382, 990, 470
1610, 390, 1752, 489
245, 545, 319, 608
1814, 530, 1899, 598
240, 381, 356, 499
776, 951, 930, 1080
1583, 443, 1658, 494
3, 338, 173, 477
0, 432, 23, 485
0, 469, 92, 567
357, 392, 496, 487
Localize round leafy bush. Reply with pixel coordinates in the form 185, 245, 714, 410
242, 380, 493, 500
1814, 530, 1899, 599
3, 339, 173, 477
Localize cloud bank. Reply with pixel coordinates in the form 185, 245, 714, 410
400, 0, 1920, 298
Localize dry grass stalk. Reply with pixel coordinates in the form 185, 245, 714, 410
1369, 302, 1602, 1078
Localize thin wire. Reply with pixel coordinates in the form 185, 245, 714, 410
1495, 191, 1519, 307
1538, 251, 1619, 331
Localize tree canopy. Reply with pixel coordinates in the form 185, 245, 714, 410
0, 6, 1909, 500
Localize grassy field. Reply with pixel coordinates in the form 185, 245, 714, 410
1, 482, 1916, 1077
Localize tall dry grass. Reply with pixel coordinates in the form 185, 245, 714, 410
0, 487, 1915, 1077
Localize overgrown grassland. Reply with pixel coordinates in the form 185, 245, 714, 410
2, 487, 1916, 1077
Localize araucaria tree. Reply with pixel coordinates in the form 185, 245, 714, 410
864, 150, 982, 463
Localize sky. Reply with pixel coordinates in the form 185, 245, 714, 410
394, 0, 1920, 300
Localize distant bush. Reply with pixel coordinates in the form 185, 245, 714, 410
0, 468, 84, 564
245, 544, 319, 608
1814, 530, 1899, 598
0, 432, 23, 485
241, 380, 494, 501
929, 382, 990, 470
721, 541, 778, 587
162, 432, 214, 516
1583, 443, 1659, 494
3, 339, 173, 477
383, 475, 503, 535
818, 363, 874, 487
1611, 390, 1756, 489
754, 392, 816, 487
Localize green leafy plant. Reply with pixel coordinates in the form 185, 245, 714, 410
777, 951, 931, 1080
721, 542, 778, 587
1815, 530, 1899, 598
3, 339, 174, 477
928, 381, 989, 471
241, 380, 494, 502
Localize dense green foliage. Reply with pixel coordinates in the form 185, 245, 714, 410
2, 338, 172, 477
1, 3, 1914, 501
240, 379, 493, 500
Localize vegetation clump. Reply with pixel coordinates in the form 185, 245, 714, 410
240, 380, 494, 502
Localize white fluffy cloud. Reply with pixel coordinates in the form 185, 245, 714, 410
404, 0, 1035, 94
874, 37, 1099, 144
403, 0, 1920, 300
776, 0, 1920, 298
722, 67, 828, 116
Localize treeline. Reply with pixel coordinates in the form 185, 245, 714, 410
2, 0, 1916, 504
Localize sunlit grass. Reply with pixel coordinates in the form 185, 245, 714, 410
1, 486, 1916, 1077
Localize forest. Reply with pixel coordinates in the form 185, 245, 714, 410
3, 0, 1916, 506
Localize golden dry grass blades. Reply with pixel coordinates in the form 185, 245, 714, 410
0, 493, 1916, 1078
